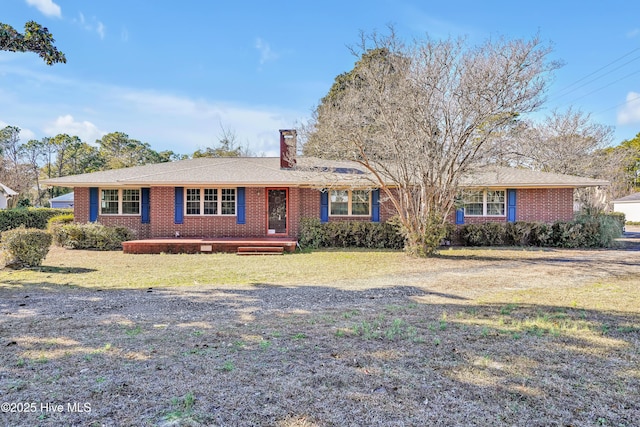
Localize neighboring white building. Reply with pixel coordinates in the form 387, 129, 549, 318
0, 183, 18, 209
49, 192, 74, 209
612, 193, 640, 222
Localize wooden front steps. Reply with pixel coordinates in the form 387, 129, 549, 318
122, 237, 297, 254
236, 246, 284, 256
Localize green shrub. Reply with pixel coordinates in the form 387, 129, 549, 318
1, 227, 52, 268
483, 222, 506, 246
298, 217, 324, 248
52, 223, 136, 250
460, 224, 484, 246
505, 221, 533, 246
529, 222, 553, 246
551, 221, 584, 248
574, 213, 623, 248
0, 208, 72, 232
456, 217, 619, 249
298, 217, 404, 250
607, 212, 626, 230
47, 213, 74, 244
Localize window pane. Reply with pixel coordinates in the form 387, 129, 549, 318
351, 190, 370, 215
122, 189, 140, 214
330, 190, 348, 215
221, 189, 235, 215
464, 191, 484, 216
203, 189, 217, 215
186, 188, 200, 215
487, 190, 505, 216
101, 189, 119, 214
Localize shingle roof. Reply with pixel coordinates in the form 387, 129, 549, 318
461, 166, 609, 188
0, 183, 18, 196
42, 157, 608, 189
612, 193, 640, 203
50, 192, 75, 202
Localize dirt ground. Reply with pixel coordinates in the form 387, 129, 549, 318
1, 229, 639, 426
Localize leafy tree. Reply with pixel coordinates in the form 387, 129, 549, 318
617, 133, 640, 190
97, 132, 169, 169
304, 30, 558, 256
0, 21, 66, 65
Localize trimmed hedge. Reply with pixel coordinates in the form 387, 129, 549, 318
298, 217, 405, 249
300, 214, 622, 251
1, 227, 53, 268
452, 214, 622, 248
52, 223, 136, 250
0, 208, 72, 232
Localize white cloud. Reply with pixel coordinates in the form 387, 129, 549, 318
617, 92, 640, 125
255, 38, 279, 66
75, 12, 106, 39
25, 0, 62, 18
110, 88, 300, 155
43, 115, 106, 143
627, 28, 640, 38
96, 22, 106, 40
0, 64, 305, 156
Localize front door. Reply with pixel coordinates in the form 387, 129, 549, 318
267, 189, 288, 235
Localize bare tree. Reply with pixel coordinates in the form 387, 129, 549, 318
492, 108, 626, 209
20, 139, 46, 206
303, 30, 558, 256
500, 108, 614, 174
193, 124, 254, 158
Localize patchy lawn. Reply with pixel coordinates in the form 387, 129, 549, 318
0, 242, 639, 426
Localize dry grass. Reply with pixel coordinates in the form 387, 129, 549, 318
0, 241, 639, 426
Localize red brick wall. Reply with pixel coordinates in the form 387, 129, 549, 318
516, 188, 574, 222
149, 187, 321, 238
74, 187, 90, 223
384, 188, 575, 225
72, 186, 576, 239
150, 187, 267, 238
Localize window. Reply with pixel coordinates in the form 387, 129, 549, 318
122, 189, 140, 214
463, 190, 505, 216
185, 188, 235, 216
486, 190, 506, 216
329, 190, 371, 216
186, 189, 201, 215
100, 189, 140, 215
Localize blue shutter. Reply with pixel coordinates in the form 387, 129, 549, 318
236, 187, 246, 224
174, 187, 184, 224
507, 189, 517, 223
371, 189, 380, 222
141, 188, 150, 224
320, 191, 329, 223
455, 208, 465, 225
89, 187, 99, 222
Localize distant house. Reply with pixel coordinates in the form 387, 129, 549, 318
0, 183, 18, 209
50, 192, 74, 209
43, 130, 608, 243
612, 193, 640, 222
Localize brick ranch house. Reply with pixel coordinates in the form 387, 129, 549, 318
44, 130, 607, 251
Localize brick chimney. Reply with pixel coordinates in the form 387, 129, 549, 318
279, 129, 297, 169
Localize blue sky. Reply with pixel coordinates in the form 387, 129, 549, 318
1, 0, 639, 156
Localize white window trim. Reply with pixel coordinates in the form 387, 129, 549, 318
464, 189, 506, 217
100, 188, 141, 216
185, 187, 237, 216
329, 189, 372, 217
